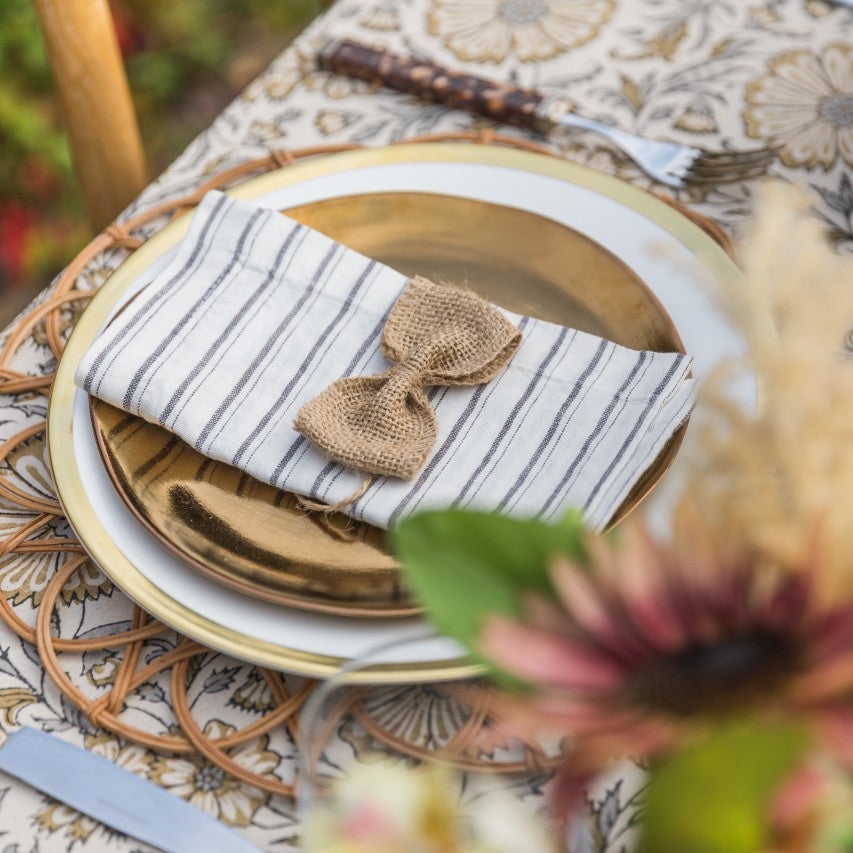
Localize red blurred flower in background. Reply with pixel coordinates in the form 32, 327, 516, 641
0, 0, 324, 327
0, 204, 34, 286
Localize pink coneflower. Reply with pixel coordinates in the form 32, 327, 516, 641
479, 501, 853, 814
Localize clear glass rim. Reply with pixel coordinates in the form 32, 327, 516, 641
296, 626, 442, 814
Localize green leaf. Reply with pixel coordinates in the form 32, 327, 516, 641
391, 509, 586, 661
641, 719, 811, 853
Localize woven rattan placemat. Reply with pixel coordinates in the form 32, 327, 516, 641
0, 132, 729, 795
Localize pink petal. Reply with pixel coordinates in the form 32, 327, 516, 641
615, 525, 689, 650
523, 591, 574, 634
480, 616, 622, 691
792, 650, 853, 705
770, 763, 826, 830
581, 719, 683, 763
813, 707, 853, 767
763, 573, 811, 630
810, 605, 853, 659
551, 722, 682, 824
620, 519, 671, 581
622, 584, 688, 651
551, 762, 596, 829
582, 532, 622, 580
549, 559, 647, 662
527, 697, 643, 736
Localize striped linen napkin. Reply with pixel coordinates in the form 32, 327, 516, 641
76, 190, 694, 531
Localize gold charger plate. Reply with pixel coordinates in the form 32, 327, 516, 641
89, 189, 685, 617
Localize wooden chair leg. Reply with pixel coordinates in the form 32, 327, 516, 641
32, 0, 147, 232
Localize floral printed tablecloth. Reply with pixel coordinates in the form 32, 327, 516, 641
0, 1, 851, 850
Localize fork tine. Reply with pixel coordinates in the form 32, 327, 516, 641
681, 148, 777, 184
681, 166, 774, 186
693, 147, 777, 166
686, 158, 776, 179
689, 156, 776, 177
690, 158, 777, 175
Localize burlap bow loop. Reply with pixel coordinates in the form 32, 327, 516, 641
294, 276, 522, 480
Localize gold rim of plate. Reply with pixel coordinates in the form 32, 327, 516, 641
48, 143, 740, 682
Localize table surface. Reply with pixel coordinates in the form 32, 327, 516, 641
1, 1, 852, 850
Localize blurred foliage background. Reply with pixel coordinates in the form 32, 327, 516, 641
0, 0, 326, 327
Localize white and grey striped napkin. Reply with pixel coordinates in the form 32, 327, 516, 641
76, 190, 694, 531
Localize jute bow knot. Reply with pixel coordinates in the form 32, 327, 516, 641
294, 276, 522, 480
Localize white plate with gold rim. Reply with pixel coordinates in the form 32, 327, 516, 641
48, 144, 743, 682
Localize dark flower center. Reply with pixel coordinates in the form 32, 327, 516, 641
623, 629, 799, 717
499, 0, 548, 24
194, 764, 225, 792
819, 94, 853, 128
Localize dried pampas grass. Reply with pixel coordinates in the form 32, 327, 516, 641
689, 181, 853, 599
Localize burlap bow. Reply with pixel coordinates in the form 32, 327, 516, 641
294, 276, 522, 480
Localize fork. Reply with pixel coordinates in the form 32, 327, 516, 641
318, 39, 776, 189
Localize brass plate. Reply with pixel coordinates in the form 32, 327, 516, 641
89, 190, 684, 617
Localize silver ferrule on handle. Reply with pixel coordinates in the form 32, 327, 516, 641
535, 95, 650, 153
532, 94, 577, 135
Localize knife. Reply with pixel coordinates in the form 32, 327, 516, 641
0, 727, 260, 853
318, 38, 576, 137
